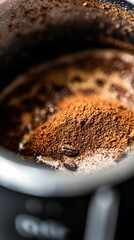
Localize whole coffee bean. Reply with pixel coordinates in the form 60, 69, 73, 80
64, 162, 77, 171
61, 143, 79, 157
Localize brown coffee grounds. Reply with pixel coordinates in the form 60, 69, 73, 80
21, 94, 134, 161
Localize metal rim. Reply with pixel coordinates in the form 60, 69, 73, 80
0, 147, 134, 197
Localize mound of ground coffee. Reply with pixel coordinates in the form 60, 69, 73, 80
22, 94, 134, 161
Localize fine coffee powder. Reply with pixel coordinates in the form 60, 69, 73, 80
21, 94, 134, 161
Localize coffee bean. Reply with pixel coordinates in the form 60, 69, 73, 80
64, 162, 77, 171
61, 143, 79, 157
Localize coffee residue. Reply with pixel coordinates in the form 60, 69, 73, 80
21, 94, 134, 162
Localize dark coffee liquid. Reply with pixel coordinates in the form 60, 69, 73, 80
0, 49, 134, 174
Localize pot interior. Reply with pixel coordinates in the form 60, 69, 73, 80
0, 0, 134, 195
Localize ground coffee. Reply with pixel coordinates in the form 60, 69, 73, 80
0, 49, 134, 173
22, 94, 134, 162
